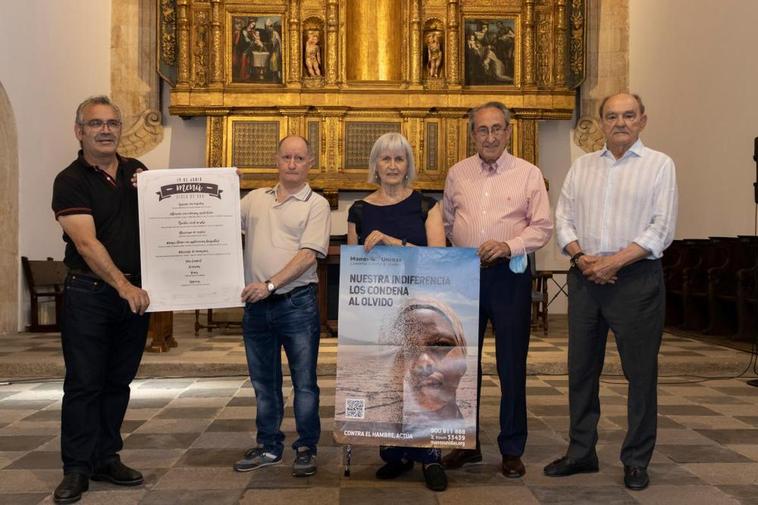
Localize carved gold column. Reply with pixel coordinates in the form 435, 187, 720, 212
446, 0, 460, 87
326, 0, 339, 86
523, 0, 537, 88
409, 0, 421, 87
288, 0, 302, 84
209, 0, 223, 87
206, 115, 225, 167
554, 0, 568, 88
345, 0, 402, 82
518, 119, 538, 166
176, 0, 191, 88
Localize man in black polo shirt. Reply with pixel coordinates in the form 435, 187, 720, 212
50, 96, 150, 504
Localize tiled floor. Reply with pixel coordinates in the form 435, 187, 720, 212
0, 315, 757, 504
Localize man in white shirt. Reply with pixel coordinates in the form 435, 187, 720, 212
233, 135, 330, 478
545, 93, 678, 491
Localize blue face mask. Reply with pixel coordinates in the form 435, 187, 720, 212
509, 254, 528, 274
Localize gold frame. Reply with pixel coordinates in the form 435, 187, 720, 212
461, 14, 521, 89
224, 8, 287, 87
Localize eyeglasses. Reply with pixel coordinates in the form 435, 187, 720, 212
81, 119, 123, 130
474, 124, 507, 139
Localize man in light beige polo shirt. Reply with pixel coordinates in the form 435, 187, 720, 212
233, 135, 331, 478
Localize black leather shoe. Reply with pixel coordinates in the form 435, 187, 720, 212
501, 455, 526, 478
376, 459, 414, 480
54, 473, 89, 504
624, 465, 649, 490
422, 463, 448, 492
91, 460, 143, 486
543, 455, 599, 477
441, 448, 483, 469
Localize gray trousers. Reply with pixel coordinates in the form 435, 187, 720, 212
566, 259, 664, 468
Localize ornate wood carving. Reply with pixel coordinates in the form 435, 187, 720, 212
554, 0, 567, 87
523, 0, 537, 87
536, 10, 552, 88
568, 0, 586, 88
158, 0, 177, 85
207, 116, 225, 167
176, 0, 191, 87
410, 0, 422, 86
210, 0, 223, 86
288, 0, 302, 84
326, 0, 339, 86
446, 0, 460, 86
192, 8, 210, 87
164, 0, 587, 193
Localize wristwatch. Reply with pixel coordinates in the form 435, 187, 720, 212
264, 280, 276, 294
570, 251, 585, 268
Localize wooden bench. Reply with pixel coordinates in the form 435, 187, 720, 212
21, 256, 68, 332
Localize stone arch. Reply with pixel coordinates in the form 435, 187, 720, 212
0, 81, 19, 334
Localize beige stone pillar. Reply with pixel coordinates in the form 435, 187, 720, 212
574, 0, 629, 152
111, 0, 163, 157
0, 82, 18, 334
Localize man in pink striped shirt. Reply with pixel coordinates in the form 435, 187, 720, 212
441, 102, 553, 478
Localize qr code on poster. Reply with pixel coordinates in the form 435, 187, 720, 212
345, 398, 365, 419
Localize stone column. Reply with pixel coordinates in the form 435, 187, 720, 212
574, 0, 629, 153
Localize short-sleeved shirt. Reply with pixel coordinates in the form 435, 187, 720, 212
347, 191, 436, 246
240, 183, 331, 294
51, 150, 146, 274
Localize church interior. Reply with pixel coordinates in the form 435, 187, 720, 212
1, 1, 757, 504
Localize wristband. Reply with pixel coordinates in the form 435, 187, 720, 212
570, 251, 585, 267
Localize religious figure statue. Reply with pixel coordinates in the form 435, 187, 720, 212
425, 31, 443, 79
305, 30, 322, 77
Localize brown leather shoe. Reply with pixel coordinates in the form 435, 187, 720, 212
441, 448, 482, 469
501, 455, 525, 478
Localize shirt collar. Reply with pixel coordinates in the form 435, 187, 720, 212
599, 139, 645, 160
77, 149, 124, 171
267, 183, 313, 202
478, 149, 511, 174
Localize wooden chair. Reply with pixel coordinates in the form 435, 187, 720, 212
21, 256, 68, 332
735, 236, 758, 341
530, 253, 550, 334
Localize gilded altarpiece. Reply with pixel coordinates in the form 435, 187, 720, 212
163, 0, 586, 200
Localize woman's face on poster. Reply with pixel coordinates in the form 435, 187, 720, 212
401, 308, 466, 411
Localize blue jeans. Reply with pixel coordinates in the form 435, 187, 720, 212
242, 283, 321, 456
60, 273, 149, 475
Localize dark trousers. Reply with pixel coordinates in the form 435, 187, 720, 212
60, 273, 149, 475
567, 259, 664, 468
380, 446, 441, 465
473, 262, 532, 457
242, 283, 321, 456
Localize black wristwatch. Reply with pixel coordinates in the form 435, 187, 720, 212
570, 251, 585, 268
264, 280, 276, 294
